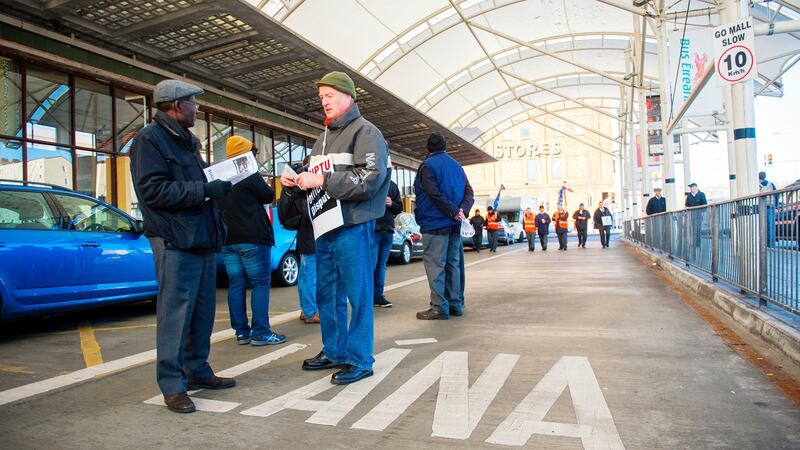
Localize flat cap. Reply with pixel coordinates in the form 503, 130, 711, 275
153, 79, 204, 103
688, 182, 698, 187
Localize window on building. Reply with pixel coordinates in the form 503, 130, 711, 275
210, 115, 231, 164
290, 136, 305, 164
520, 125, 531, 140
273, 133, 290, 176
254, 127, 273, 176
550, 157, 562, 180
233, 121, 253, 143
115, 89, 148, 154
527, 159, 539, 180
25, 66, 71, 146
75, 150, 111, 202
502, 129, 513, 141
74, 78, 113, 152
26, 142, 73, 189
0, 139, 23, 180
0, 57, 22, 138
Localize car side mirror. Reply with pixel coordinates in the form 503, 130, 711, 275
134, 219, 145, 234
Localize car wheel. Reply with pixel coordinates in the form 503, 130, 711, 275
519, 232, 525, 241
399, 241, 412, 265
274, 252, 299, 286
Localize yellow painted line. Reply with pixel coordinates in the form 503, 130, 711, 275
78, 321, 104, 367
93, 319, 231, 333
0, 365, 35, 375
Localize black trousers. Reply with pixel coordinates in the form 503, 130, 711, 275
472, 229, 482, 251
538, 233, 548, 250
577, 228, 587, 247
599, 226, 611, 247
557, 232, 567, 250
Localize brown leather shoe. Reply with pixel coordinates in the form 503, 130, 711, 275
187, 375, 236, 390
304, 313, 320, 324
299, 311, 305, 321
164, 392, 195, 413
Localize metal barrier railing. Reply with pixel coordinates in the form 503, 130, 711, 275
624, 185, 800, 316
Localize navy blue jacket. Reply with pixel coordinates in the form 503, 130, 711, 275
413, 151, 474, 234
130, 111, 225, 252
685, 191, 708, 208
535, 212, 551, 235
646, 196, 666, 215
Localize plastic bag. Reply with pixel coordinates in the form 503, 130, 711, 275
460, 219, 475, 238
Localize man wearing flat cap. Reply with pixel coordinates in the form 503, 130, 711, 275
645, 187, 666, 216
131, 79, 235, 413
413, 132, 474, 320
282, 71, 390, 385
684, 182, 707, 253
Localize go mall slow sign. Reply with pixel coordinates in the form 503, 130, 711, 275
712, 18, 757, 85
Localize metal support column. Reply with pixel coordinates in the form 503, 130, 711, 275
654, 5, 678, 211
681, 119, 691, 187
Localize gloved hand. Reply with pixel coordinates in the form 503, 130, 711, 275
203, 180, 232, 199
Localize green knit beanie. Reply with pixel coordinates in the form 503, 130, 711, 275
315, 71, 357, 100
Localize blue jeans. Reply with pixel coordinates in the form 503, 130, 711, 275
487, 229, 498, 251
372, 230, 393, 300
221, 243, 272, 338
422, 232, 463, 315
298, 254, 318, 317
316, 222, 375, 371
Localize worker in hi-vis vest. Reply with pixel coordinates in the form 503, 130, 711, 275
522, 207, 537, 252
485, 206, 500, 253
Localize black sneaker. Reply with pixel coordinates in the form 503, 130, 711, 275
235, 334, 251, 345
374, 297, 393, 308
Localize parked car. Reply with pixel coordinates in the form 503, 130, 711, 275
217, 205, 299, 286
462, 219, 511, 248
0, 181, 158, 321
462, 227, 489, 250
390, 212, 424, 264
497, 218, 515, 245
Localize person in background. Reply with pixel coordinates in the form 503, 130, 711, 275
685, 182, 707, 207
594, 201, 613, 248
414, 132, 474, 320
759, 171, 777, 247
469, 209, 486, 252
130, 79, 234, 414
535, 205, 551, 251
373, 179, 403, 308
486, 206, 500, 252
572, 203, 591, 248
522, 207, 537, 252
553, 206, 570, 250
645, 187, 666, 215
218, 136, 286, 347
286, 71, 390, 385
278, 158, 319, 324
685, 182, 707, 251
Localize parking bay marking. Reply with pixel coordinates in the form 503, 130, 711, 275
241, 348, 623, 448
143, 343, 307, 413
0, 248, 523, 408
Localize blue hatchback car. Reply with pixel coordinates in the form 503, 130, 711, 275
0, 181, 158, 321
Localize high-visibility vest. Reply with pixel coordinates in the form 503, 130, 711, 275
486, 212, 499, 230
555, 212, 569, 229
522, 213, 537, 233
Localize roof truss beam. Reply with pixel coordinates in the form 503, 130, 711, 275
252, 69, 326, 91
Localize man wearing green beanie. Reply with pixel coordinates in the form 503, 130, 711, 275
281, 71, 389, 385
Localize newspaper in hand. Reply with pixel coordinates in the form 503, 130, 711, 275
203, 152, 258, 185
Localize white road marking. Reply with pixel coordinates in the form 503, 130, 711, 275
486, 356, 624, 449
0, 249, 524, 408
240, 348, 410, 426
0, 311, 298, 408
143, 343, 307, 413
394, 338, 438, 346
351, 350, 519, 440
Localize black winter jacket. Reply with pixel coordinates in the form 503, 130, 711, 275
130, 111, 225, 252
375, 181, 403, 233
217, 173, 275, 246
278, 186, 314, 255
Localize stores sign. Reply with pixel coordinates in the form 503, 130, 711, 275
713, 18, 757, 85
494, 143, 562, 159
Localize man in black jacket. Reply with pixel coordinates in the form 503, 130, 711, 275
469, 209, 485, 252
373, 179, 403, 308
645, 187, 666, 215
685, 183, 707, 207
218, 136, 285, 347
594, 201, 613, 248
572, 203, 591, 248
685, 182, 707, 251
130, 79, 234, 414
278, 159, 319, 324
535, 206, 551, 250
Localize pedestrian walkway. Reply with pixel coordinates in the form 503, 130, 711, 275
0, 237, 798, 449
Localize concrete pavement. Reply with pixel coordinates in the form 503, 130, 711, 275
0, 235, 798, 449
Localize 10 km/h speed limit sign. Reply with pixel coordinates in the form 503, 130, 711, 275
713, 18, 757, 85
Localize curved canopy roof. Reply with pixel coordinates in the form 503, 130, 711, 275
256, 0, 800, 148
